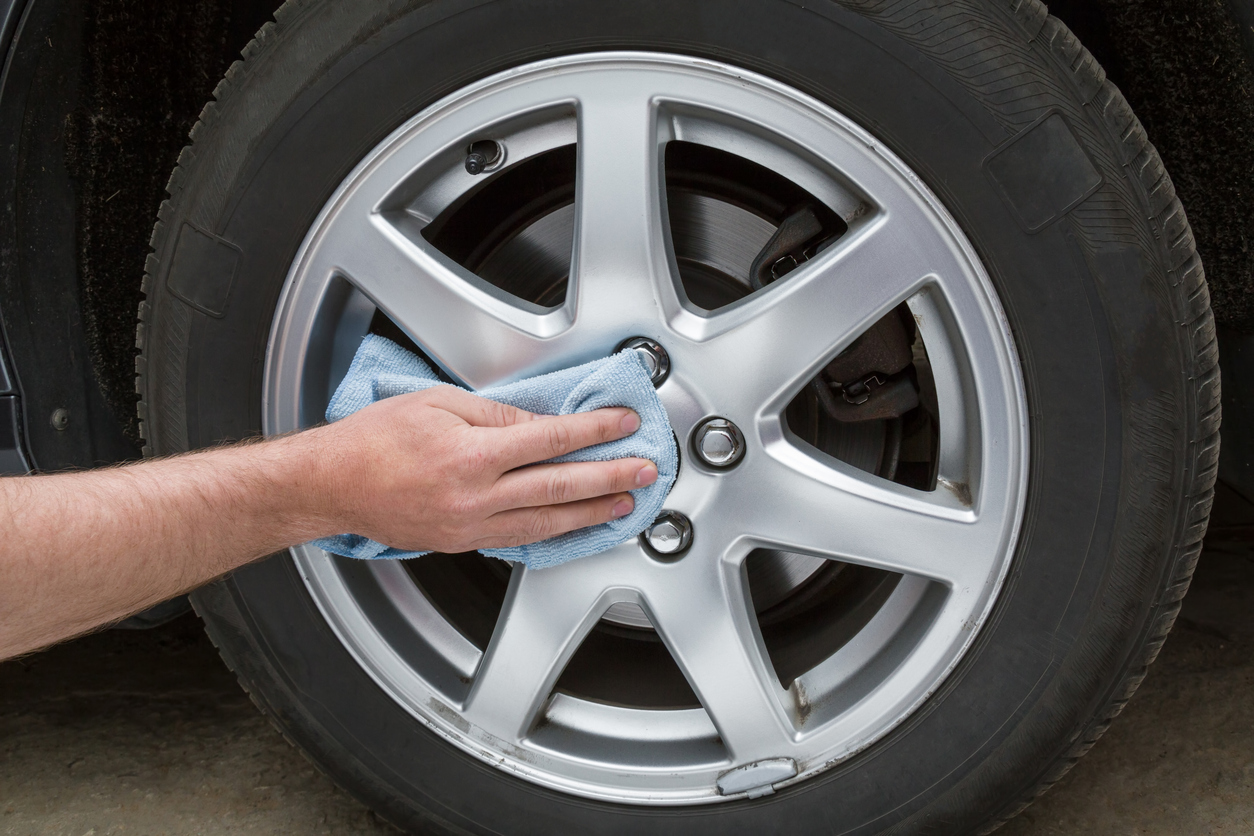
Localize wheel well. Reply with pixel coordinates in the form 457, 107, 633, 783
1051, 0, 1254, 334
0, 0, 279, 469
66, 0, 281, 444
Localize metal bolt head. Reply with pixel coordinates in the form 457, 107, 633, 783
642, 511, 693, 556
693, 418, 745, 468
616, 337, 670, 386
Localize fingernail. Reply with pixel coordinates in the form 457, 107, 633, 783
636, 463, 658, 486
620, 411, 641, 434
611, 497, 634, 518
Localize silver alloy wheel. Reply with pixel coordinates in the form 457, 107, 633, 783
264, 53, 1028, 805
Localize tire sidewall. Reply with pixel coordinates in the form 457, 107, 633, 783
145, 1, 1193, 833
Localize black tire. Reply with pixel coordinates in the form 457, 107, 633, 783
136, 0, 1219, 833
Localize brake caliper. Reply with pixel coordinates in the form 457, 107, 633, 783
813, 310, 919, 422
748, 205, 826, 290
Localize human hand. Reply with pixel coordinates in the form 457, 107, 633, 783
313, 385, 658, 553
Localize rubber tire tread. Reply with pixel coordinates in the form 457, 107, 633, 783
132, 0, 1219, 833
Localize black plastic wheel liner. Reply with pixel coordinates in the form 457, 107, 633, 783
133, 0, 1215, 833
0, 0, 277, 472
0, 0, 136, 472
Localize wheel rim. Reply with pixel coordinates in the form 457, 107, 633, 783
264, 52, 1028, 805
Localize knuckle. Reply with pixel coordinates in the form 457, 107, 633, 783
456, 436, 497, 473
611, 460, 637, 490
547, 469, 577, 504
451, 437, 478, 467
419, 385, 454, 409
543, 421, 573, 458
599, 410, 622, 441
586, 497, 613, 526
442, 489, 479, 521
496, 401, 529, 426
485, 399, 512, 426
522, 507, 557, 539
456, 489, 484, 516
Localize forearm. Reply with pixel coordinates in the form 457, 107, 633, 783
0, 429, 336, 659
0, 389, 648, 662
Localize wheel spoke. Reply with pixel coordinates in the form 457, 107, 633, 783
567, 82, 679, 331
461, 559, 629, 740
689, 214, 939, 418
641, 555, 797, 762
732, 449, 994, 588
317, 212, 571, 388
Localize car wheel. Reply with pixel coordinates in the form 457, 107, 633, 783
136, 0, 1218, 832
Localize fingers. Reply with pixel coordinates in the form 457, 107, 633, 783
480, 492, 637, 549
420, 386, 536, 428
493, 458, 658, 510
491, 408, 641, 470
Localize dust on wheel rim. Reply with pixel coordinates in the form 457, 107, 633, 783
263, 52, 1029, 805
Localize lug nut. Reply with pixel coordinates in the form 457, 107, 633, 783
642, 511, 693, 556
693, 417, 745, 468
616, 337, 670, 387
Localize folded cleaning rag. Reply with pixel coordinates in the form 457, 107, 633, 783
311, 334, 678, 568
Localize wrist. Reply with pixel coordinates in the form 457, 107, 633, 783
245, 426, 349, 545
282, 422, 361, 541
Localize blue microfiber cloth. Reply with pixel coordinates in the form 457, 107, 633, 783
311, 334, 677, 568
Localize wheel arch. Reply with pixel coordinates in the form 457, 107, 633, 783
0, 0, 280, 472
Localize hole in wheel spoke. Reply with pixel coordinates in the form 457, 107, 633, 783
746, 556, 901, 688
402, 553, 511, 652
663, 141, 848, 311
784, 303, 940, 488
422, 144, 577, 308
552, 614, 701, 710
526, 603, 729, 772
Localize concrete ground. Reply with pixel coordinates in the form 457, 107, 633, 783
3, 550, 1254, 835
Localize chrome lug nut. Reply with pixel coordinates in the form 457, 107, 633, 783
693, 417, 745, 468
642, 511, 693, 556
616, 337, 670, 387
